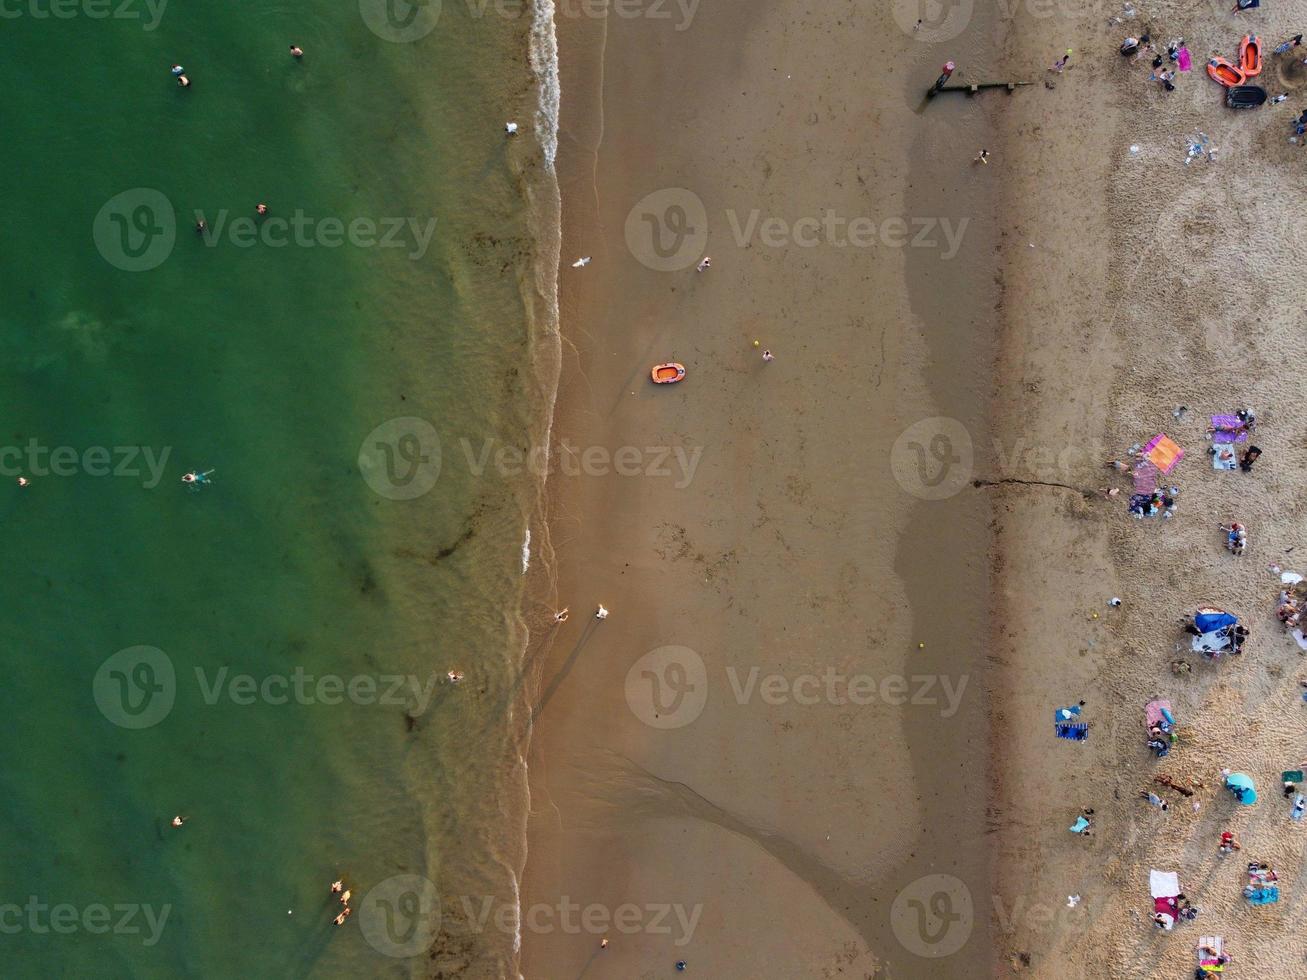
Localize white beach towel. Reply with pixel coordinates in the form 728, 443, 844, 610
1150, 869, 1180, 898
1294, 629, 1307, 651
1281, 571, 1304, 585
1199, 936, 1223, 960
1192, 631, 1232, 654
1212, 447, 1237, 470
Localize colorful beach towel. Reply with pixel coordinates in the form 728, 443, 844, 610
1246, 885, 1279, 904
1144, 434, 1183, 473
1198, 936, 1224, 974
1055, 722, 1089, 740
1210, 414, 1250, 444
1178, 47, 1192, 71
1132, 460, 1159, 493
1146, 699, 1175, 727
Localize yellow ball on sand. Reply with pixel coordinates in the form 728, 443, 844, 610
918, 642, 925, 649
753, 340, 760, 347
1091, 612, 1099, 619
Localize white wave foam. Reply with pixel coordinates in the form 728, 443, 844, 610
530, 0, 560, 171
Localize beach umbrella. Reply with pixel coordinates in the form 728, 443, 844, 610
1225, 772, 1257, 805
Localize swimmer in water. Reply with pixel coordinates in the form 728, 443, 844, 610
330, 880, 343, 894
17, 477, 29, 488
171, 815, 186, 827
181, 469, 215, 490
290, 45, 304, 59
177, 75, 191, 88
333, 908, 352, 926
446, 670, 465, 684
256, 203, 269, 216
170, 65, 184, 76
195, 219, 207, 236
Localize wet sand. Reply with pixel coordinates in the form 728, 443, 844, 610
521, 2, 1007, 976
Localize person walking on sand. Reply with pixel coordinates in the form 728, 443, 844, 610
974, 148, 990, 165
933, 61, 955, 92
553, 608, 569, 624
595, 605, 609, 620
1274, 34, 1302, 54
1049, 48, 1072, 72
696, 256, 711, 272
762, 349, 775, 361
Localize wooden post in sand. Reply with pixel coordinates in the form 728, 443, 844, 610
927, 81, 1032, 99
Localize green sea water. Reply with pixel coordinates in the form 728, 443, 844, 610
0, 3, 557, 976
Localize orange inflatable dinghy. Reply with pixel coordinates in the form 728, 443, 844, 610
1207, 56, 1245, 88
651, 362, 686, 384
1239, 35, 1262, 76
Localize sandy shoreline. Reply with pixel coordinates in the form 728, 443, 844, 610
518, 0, 1014, 976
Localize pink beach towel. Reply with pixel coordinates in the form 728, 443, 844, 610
1144, 433, 1183, 474
1146, 699, 1173, 726
1178, 47, 1192, 72
1132, 460, 1159, 493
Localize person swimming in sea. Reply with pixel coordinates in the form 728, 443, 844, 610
182, 469, 214, 490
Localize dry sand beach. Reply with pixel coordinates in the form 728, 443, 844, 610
518, 0, 1307, 977
990, 6, 1307, 980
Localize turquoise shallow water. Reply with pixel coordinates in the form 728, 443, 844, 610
0, 4, 554, 976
